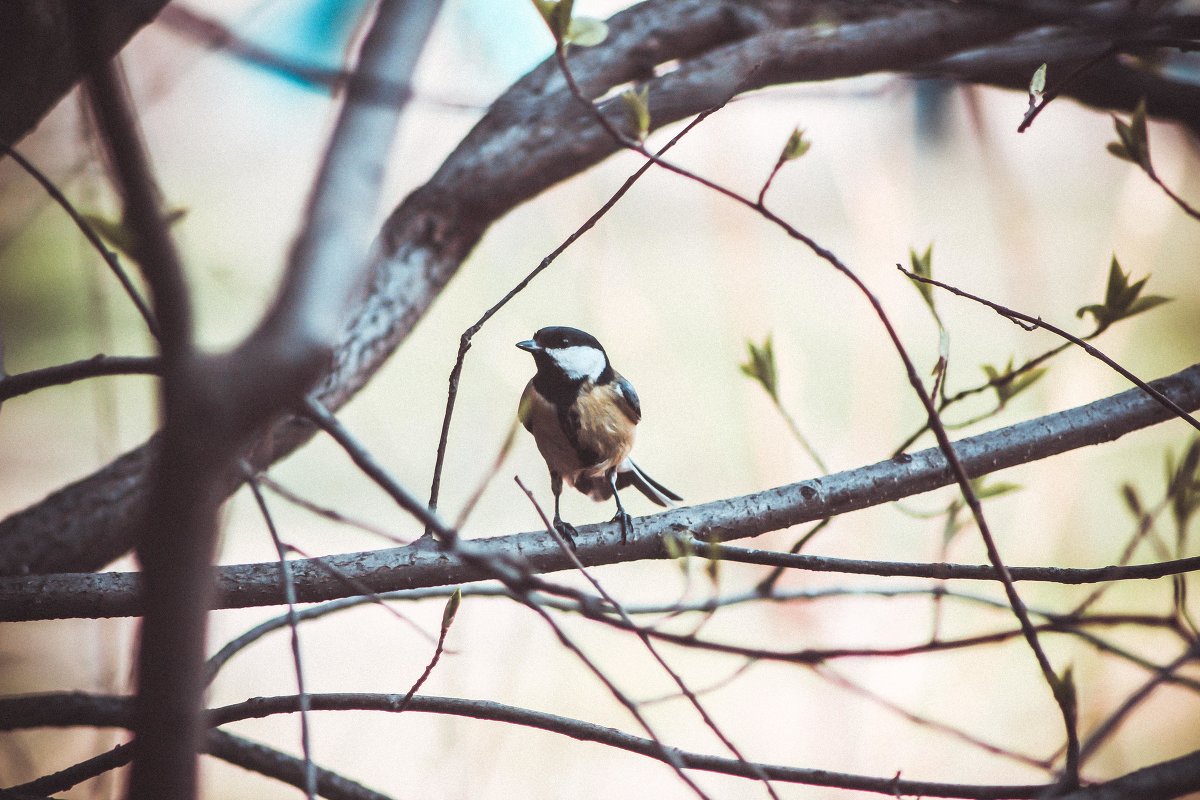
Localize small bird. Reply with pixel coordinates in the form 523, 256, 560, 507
517, 326, 681, 545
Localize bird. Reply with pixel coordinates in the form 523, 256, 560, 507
516, 325, 681, 545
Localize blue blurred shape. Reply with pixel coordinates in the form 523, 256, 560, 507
239, 0, 374, 90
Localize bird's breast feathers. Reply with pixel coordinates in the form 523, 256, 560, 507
520, 379, 637, 481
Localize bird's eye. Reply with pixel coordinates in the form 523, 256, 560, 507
560, 338, 569, 346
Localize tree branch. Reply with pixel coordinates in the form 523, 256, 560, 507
6, 690, 1200, 799
3, 362, 1198, 621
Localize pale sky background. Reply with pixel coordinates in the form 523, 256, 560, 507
1, 1, 1199, 797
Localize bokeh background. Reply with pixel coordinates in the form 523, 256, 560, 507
2, 0, 1199, 797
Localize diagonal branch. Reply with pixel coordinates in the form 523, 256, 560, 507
3, 362, 1198, 621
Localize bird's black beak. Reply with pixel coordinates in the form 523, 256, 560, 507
516, 339, 540, 352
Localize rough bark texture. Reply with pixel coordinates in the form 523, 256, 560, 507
0, 0, 171, 145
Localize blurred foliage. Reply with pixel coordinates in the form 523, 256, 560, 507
621, 86, 650, 142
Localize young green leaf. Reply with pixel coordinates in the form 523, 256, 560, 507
739, 335, 779, 402
971, 476, 1021, 500
1120, 482, 1143, 518
81, 213, 136, 257
1077, 256, 1171, 334
1168, 439, 1200, 537
907, 244, 936, 310
662, 531, 693, 576
1029, 63, 1047, 97
982, 358, 1046, 408
1054, 665, 1078, 721
531, 0, 573, 40
82, 208, 187, 259
781, 127, 811, 162
1108, 98, 1152, 174
621, 86, 650, 141
705, 548, 720, 586
940, 499, 965, 545
565, 17, 608, 47
441, 588, 462, 632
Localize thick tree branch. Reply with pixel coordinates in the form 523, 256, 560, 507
3, 362, 1197, 621
0, 0, 170, 146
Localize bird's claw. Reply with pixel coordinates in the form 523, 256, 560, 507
611, 511, 633, 545
553, 518, 578, 550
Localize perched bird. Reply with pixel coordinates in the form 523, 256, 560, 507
517, 326, 681, 545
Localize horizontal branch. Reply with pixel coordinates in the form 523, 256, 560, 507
3, 362, 1197, 621
0, 691, 1046, 799
696, 544, 1200, 584
6, 690, 1200, 799
0, 355, 159, 402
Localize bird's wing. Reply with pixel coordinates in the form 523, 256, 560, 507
612, 373, 641, 423
517, 380, 536, 431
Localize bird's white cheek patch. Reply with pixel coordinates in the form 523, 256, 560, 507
551, 346, 607, 381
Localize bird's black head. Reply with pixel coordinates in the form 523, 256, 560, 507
517, 326, 611, 384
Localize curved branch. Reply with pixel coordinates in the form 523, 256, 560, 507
2, 0, 1197, 576
6, 690, 1200, 799
2, 730, 395, 800
0, 691, 1047, 799
3, 362, 1198, 621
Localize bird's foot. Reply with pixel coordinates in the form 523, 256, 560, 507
553, 518, 578, 550
611, 510, 633, 545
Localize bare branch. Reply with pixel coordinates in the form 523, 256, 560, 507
9, 690, 1200, 799
3, 362, 1198, 621
0, 355, 159, 403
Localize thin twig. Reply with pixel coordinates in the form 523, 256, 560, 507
248, 478, 317, 800
1078, 640, 1200, 762
892, 342, 1072, 456
303, 395, 456, 542
696, 541, 1200, 584
284, 543, 440, 647
0, 144, 160, 338
1148, 170, 1200, 223
754, 518, 832, 594
521, 598, 714, 799
394, 599, 455, 713
256, 473, 407, 543
4, 740, 136, 797
816, 664, 1056, 774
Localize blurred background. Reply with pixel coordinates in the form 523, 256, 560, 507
2, 0, 1199, 796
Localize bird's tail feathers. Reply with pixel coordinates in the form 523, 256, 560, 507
619, 459, 681, 507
